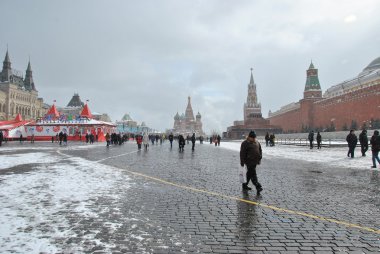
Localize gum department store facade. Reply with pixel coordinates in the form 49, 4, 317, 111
0, 50, 45, 121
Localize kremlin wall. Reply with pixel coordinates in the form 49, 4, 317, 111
268, 57, 380, 133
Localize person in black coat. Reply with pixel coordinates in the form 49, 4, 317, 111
370, 130, 380, 168
308, 131, 314, 149
346, 130, 358, 158
240, 131, 263, 194
178, 134, 185, 152
0, 130, 3, 146
168, 133, 174, 148
359, 129, 368, 156
265, 132, 270, 147
316, 132, 322, 149
191, 133, 196, 151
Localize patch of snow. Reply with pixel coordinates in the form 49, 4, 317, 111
0, 152, 61, 170
221, 141, 378, 171
0, 153, 131, 252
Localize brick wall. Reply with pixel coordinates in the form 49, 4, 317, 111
269, 83, 380, 132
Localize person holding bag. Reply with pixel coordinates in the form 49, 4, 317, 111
240, 130, 263, 194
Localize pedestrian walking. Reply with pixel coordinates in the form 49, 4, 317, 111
359, 129, 369, 156
270, 134, 275, 146
346, 129, 358, 158
178, 134, 185, 152
169, 133, 174, 148
51, 135, 54, 143
31, 134, 35, 143
370, 130, 380, 168
143, 132, 149, 150
316, 132, 322, 149
265, 132, 270, 147
19, 134, 23, 143
136, 134, 142, 150
217, 135, 221, 146
308, 130, 314, 149
63, 133, 68, 145
0, 130, 3, 146
106, 133, 110, 147
240, 130, 263, 194
191, 133, 196, 151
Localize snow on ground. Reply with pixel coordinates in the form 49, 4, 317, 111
0, 151, 131, 253
0, 152, 61, 170
222, 141, 378, 171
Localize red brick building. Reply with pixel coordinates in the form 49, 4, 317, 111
268, 57, 380, 132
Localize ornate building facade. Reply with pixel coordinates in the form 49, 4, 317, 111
172, 96, 204, 136
225, 70, 280, 139
0, 50, 44, 121
268, 57, 380, 132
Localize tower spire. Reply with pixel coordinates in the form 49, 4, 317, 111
250, 67, 254, 84
24, 57, 35, 91
1, 48, 12, 82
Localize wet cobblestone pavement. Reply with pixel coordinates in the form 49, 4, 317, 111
0, 141, 379, 253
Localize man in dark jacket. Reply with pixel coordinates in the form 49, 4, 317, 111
370, 130, 380, 168
0, 130, 3, 146
346, 130, 358, 158
191, 133, 196, 151
178, 134, 185, 152
359, 129, 368, 156
308, 131, 314, 149
240, 130, 263, 194
168, 133, 174, 148
316, 132, 322, 149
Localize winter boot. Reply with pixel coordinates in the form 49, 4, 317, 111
242, 183, 251, 190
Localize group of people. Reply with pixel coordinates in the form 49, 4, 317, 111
307, 131, 322, 149
50, 132, 68, 145
346, 129, 380, 168
264, 132, 276, 147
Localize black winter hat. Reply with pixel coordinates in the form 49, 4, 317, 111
248, 130, 256, 138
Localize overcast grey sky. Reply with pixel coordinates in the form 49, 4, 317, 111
1, 0, 380, 133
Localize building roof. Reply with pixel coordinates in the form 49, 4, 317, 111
362, 57, 380, 72
80, 104, 92, 119
122, 113, 133, 121
67, 93, 84, 107
46, 104, 60, 118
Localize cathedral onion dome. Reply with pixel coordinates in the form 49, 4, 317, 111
361, 56, 380, 73
174, 112, 180, 120
196, 112, 201, 119
180, 113, 185, 120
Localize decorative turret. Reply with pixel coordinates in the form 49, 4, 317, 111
80, 103, 92, 119
246, 68, 260, 108
1, 49, 12, 82
174, 112, 180, 120
24, 60, 36, 91
185, 96, 195, 121
244, 68, 262, 122
304, 61, 322, 99
196, 112, 201, 120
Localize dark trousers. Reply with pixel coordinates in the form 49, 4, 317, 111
309, 140, 313, 149
192, 142, 195, 150
372, 150, 380, 167
317, 141, 321, 149
361, 144, 368, 156
246, 164, 261, 189
170, 140, 173, 148
137, 144, 141, 150
348, 146, 355, 158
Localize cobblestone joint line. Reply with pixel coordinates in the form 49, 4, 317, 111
123, 167, 380, 235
